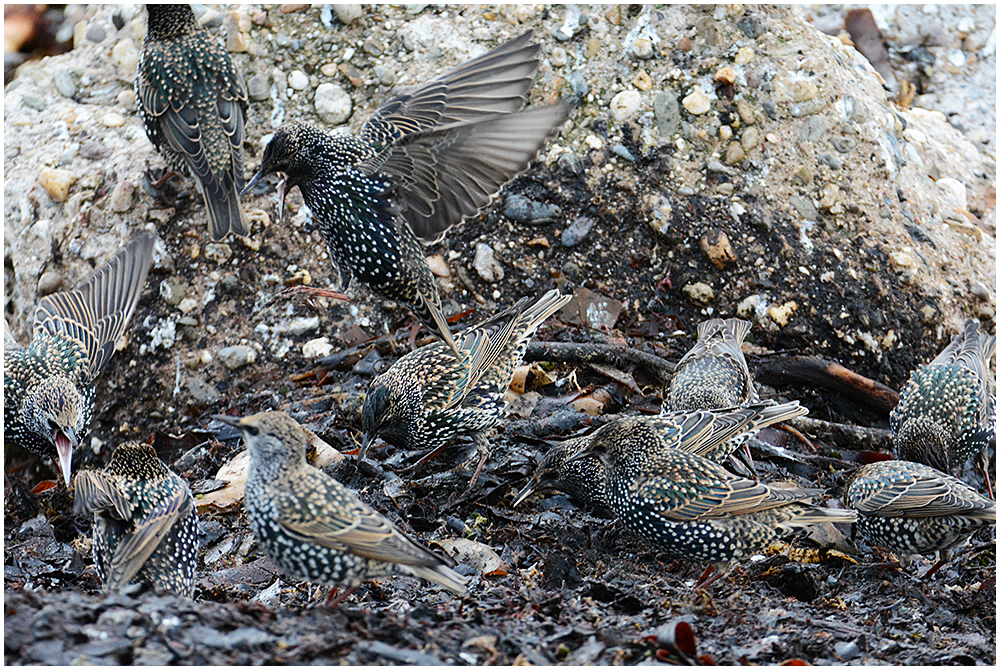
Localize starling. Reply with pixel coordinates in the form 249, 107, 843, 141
137, 4, 249, 240
74, 441, 198, 596
891, 319, 996, 497
667, 318, 758, 410
512, 435, 611, 514
215, 411, 467, 600
4, 233, 155, 486
243, 31, 574, 356
360, 289, 571, 486
566, 416, 856, 585
845, 459, 995, 578
514, 402, 806, 511
666, 318, 763, 475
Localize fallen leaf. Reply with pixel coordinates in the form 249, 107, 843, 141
431, 538, 505, 575
196, 449, 250, 510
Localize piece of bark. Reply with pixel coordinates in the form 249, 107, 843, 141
754, 356, 899, 414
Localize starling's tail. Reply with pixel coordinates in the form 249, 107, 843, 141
34, 232, 155, 380
696, 317, 752, 345
203, 180, 249, 241
401, 562, 469, 596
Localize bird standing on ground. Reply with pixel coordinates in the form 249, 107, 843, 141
216, 411, 467, 603
242, 31, 574, 356
74, 441, 198, 596
4, 233, 155, 486
361, 289, 571, 488
566, 416, 856, 587
844, 459, 995, 579
891, 319, 996, 498
136, 4, 249, 240
514, 403, 808, 511
666, 318, 764, 475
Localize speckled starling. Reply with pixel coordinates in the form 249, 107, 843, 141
566, 416, 856, 581
242, 31, 574, 356
74, 441, 198, 596
4, 233, 155, 486
891, 319, 996, 497
512, 435, 610, 514
137, 4, 249, 240
514, 402, 807, 511
216, 411, 468, 598
361, 289, 571, 486
666, 318, 764, 474
845, 459, 995, 577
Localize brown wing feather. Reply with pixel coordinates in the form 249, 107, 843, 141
34, 233, 155, 380
105, 489, 194, 590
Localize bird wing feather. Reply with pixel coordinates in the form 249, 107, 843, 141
848, 465, 995, 518
34, 233, 155, 381
104, 484, 194, 590
73, 470, 136, 521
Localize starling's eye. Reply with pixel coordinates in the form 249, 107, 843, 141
245, 425, 259, 437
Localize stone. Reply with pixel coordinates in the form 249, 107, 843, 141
159, 278, 188, 307
109, 180, 134, 212
473, 243, 504, 283
303, 337, 334, 359
287, 70, 309, 90
633, 70, 652, 91
568, 71, 589, 97
654, 91, 681, 136
818, 183, 840, 210
271, 316, 320, 337
631, 38, 653, 60
503, 195, 561, 224
37, 271, 63, 296
225, 13, 248, 53
314, 83, 352, 124
768, 301, 798, 326
734, 46, 755, 64
102, 112, 125, 127
38, 168, 75, 202
53, 70, 77, 99
700, 230, 737, 269
112, 38, 139, 73
247, 73, 270, 101
736, 98, 755, 125
561, 217, 594, 247
610, 90, 642, 122
725, 142, 745, 164
741, 127, 760, 152
715, 66, 737, 85
85, 23, 107, 43
683, 282, 715, 304
426, 255, 450, 277
280, 4, 310, 13
334, 4, 363, 24
682, 87, 711, 115
204, 243, 233, 264
218, 346, 256, 370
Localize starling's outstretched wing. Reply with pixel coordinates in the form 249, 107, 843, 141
363, 31, 540, 142
104, 487, 195, 590
34, 233, 155, 382
360, 32, 572, 243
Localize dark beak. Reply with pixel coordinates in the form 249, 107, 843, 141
357, 433, 376, 461
511, 479, 539, 507
241, 170, 289, 223
213, 414, 242, 428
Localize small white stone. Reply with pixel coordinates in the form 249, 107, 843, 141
946, 49, 966, 68
936, 177, 967, 210
334, 4, 363, 24
609, 90, 642, 122
102, 112, 125, 127
303, 336, 334, 359
112, 37, 139, 73
288, 70, 309, 90
682, 87, 711, 115
314, 83, 352, 125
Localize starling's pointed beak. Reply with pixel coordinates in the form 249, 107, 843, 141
54, 430, 76, 488
213, 414, 243, 429
241, 171, 263, 198
275, 172, 288, 222
357, 433, 376, 461
511, 479, 538, 507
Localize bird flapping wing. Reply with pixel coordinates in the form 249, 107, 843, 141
34, 233, 154, 381
73, 470, 136, 522
848, 463, 995, 518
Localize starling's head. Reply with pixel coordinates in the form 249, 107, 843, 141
105, 441, 168, 480
145, 5, 200, 41
215, 411, 309, 469
25, 376, 84, 486
360, 379, 421, 458
512, 436, 598, 507
893, 417, 950, 471
243, 122, 329, 221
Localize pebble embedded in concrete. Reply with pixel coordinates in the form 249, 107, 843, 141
218, 346, 256, 370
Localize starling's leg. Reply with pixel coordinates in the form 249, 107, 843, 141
692, 566, 720, 591
741, 443, 760, 481
150, 170, 175, 190
324, 584, 359, 609
404, 443, 452, 472
778, 424, 817, 452
265, 286, 349, 310
464, 434, 491, 492
407, 322, 421, 351
921, 559, 948, 581
980, 450, 994, 500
